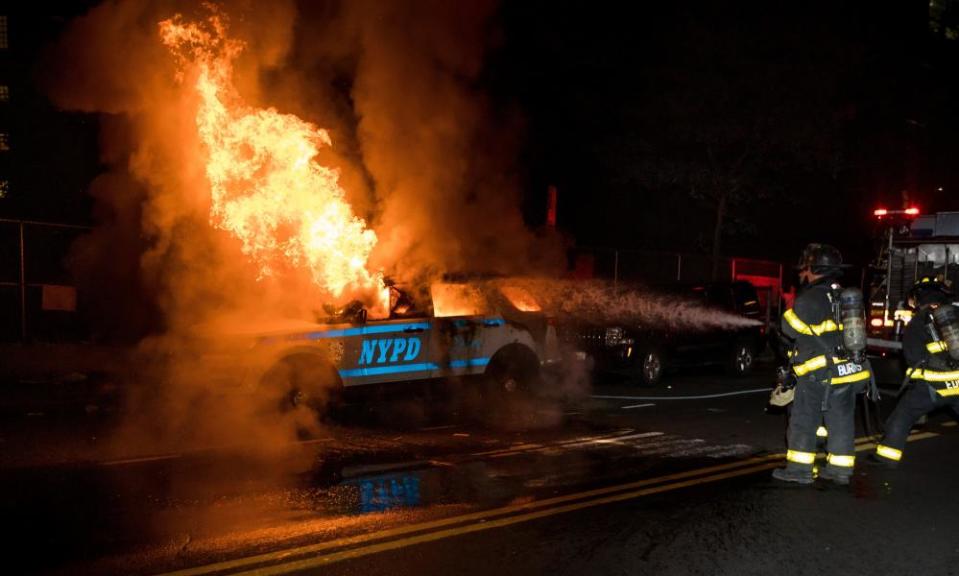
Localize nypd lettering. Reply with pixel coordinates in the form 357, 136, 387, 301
359, 337, 422, 365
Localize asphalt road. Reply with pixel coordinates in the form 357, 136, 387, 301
4, 361, 959, 575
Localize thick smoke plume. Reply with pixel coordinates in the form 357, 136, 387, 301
43, 0, 756, 461
49, 0, 560, 334
340, 0, 558, 280
44, 0, 562, 454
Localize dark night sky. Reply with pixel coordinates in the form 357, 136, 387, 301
494, 1, 959, 264
4, 1, 959, 268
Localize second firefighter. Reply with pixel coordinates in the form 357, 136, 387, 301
872, 278, 959, 466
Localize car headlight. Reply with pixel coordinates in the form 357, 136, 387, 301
605, 327, 625, 347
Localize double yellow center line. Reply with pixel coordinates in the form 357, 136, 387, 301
158, 431, 940, 576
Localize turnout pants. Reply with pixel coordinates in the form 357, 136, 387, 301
877, 381, 959, 463
785, 377, 857, 475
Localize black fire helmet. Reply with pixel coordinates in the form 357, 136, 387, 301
795, 243, 849, 274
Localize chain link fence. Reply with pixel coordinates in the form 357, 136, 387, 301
0, 219, 91, 343
570, 247, 783, 285
570, 246, 786, 323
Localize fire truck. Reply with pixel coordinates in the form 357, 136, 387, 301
867, 209, 959, 356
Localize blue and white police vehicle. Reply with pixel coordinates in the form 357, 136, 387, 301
210, 281, 563, 415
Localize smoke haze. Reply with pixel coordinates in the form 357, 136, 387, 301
44, 0, 759, 461
41, 0, 569, 459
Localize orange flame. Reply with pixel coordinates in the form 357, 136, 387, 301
499, 286, 542, 312
159, 10, 383, 305
430, 283, 489, 317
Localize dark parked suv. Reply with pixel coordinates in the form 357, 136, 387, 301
567, 281, 767, 385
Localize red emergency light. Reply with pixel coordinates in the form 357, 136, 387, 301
873, 207, 920, 219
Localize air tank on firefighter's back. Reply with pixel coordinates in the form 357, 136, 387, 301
931, 304, 959, 364
840, 288, 867, 362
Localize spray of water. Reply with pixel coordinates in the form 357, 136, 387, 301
490, 278, 763, 332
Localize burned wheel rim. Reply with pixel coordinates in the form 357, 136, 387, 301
289, 387, 306, 408
500, 377, 518, 394
484, 345, 540, 402
261, 354, 340, 415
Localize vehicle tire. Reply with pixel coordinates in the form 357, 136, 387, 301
727, 340, 756, 377
260, 354, 342, 419
479, 345, 542, 428
635, 347, 664, 386
484, 345, 540, 400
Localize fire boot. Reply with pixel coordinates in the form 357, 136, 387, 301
865, 451, 899, 469
772, 466, 814, 485
817, 466, 851, 485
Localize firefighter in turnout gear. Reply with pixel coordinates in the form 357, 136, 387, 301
772, 244, 873, 485
872, 278, 959, 466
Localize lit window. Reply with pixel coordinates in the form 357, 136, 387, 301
0, 180, 8, 199
0, 16, 7, 50
0, 132, 8, 151
0, 85, 8, 102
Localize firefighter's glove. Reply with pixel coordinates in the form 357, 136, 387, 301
776, 366, 797, 391
769, 383, 795, 407
866, 376, 881, 402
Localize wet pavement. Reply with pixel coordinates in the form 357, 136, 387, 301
4, 361, 959, 575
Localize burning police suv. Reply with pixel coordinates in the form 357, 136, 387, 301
206, 281, 563, 417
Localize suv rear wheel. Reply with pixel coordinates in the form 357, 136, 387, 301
484, 345, 540, 400
635, 347, 664, 386
728, 341, 755, 376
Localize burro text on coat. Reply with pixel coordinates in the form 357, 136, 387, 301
836, 362, 862, 376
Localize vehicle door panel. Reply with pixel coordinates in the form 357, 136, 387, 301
332, 319, 434, 387
430, 315, 495, 378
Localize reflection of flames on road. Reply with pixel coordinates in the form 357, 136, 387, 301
159, 10, 385, 309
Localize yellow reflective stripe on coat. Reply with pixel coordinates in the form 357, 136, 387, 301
793, 355, 827, 376
909, 369, 959, 382
937, 388, 959, 397
827, 454, 855, 468
783, 309, 813, 335
816, 426, 828, 438
783, 309, 842, 336
808, 319, 841, 335
793, 356, 868, 383
831, 370, 871, 385
876, 444, 902, 462
927, 341, 949, 354
787, 450, 817, 465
